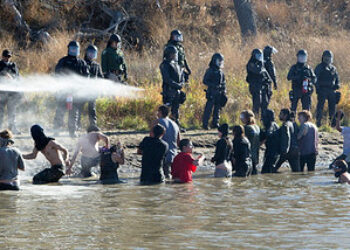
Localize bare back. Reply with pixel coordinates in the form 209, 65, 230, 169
41, 140, 66, 166
78, 132, 101, 158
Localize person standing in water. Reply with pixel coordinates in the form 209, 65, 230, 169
101, 34, 128, 82
232, 125, 252, 177
211, 124, 232, 178
67, 125, 110, 177
155, 105, 180, 179
138, 124, 168, 185
0, 130, 25, 190
297, 110, 318, 172
23, 125, 70, 184
240, 110, 260, 175
0, 49, 22, 134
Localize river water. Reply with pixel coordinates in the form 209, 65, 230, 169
1, 170, 349, 249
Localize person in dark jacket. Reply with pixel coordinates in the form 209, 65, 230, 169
263, 45, 278, 94
274, 108, 301, 172
101, 34, 128, 81
287, 49, 316, 112
160, 46, 185, 127
260, 109, 280, 174
211, 124, 232, 177
232, 125, 252, 177
241, 110, 260, 175
246, 49, 272, 116
202, 53, 227, 129
164, 30, 191, 82
80, 44, 104, 128
0, 49, 21, 134
53, 41, 89, 137
315, 50, 340, 127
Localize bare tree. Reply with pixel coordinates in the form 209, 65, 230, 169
233, 0, 257, 38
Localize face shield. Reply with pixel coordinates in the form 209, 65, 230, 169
297, 55, 307, 64
323, 56, 333, 64
68, 46, 80, 57
215, 58, 224, 68
86, 50, 98, 60
255, 53, 263, 62
174, 34, 183, 42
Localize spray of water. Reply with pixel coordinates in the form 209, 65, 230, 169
0, 74, 143, 99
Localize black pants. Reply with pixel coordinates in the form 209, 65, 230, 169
33, 165, 64, 184
316, 89, 336, 126
202, 98, 221, 128
233, 161, 252, 177
300, 153, 317, 172
261, 153, 280, 174
0, 183, 19, 191
275, 147, 301, 172
249, 84, 269, 116
291, 92, 311, 112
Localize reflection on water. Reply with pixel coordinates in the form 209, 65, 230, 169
1, 171, 350, 249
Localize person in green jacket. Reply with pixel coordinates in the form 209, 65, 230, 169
101, 34, 128, 82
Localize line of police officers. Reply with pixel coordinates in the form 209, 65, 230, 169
0, 30, 341, 135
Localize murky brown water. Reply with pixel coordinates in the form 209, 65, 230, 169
1, 170, 349, 249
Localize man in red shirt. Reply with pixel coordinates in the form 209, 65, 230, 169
171, 139, 205, 183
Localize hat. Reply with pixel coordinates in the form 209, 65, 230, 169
218, 123, 229, 136
2, 49, 12, 58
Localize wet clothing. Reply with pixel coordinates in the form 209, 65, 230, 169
53, 55, 89, 135
0, 146, 24, 188
300, 153, 317, 172
81, 155, 100, 177
33, 164, 64, 184
246, 58, 272, 115
315, 62, 340, 125
101, 46, 127, 81
0, 183, 19, 191
139, 137, 168, 184
244, 124, 260, 175
275, 121, 300, 172
171, 152, 197, 183
100, 150, 119, 184
212, 137, 233, 178
342, 127, 350, 156
0, 60, 21, 130
261, 122, 280, 174
160, 59, 185, 123
158, 117, 179, 177
287, 63, 316, 111
232, 137, 252, 177
298, 122, 318, 172
202, 63, 226, 128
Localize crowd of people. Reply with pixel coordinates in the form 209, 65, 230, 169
0, 29, 348, 190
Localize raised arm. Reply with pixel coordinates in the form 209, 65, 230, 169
22, 147, 39, 160
98, 132, 110, 148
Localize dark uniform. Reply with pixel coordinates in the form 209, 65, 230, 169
0, 49, 21, 132
53, 41, 89, 137
315, 50, 340, 127
260, 109, 280, 174
275, 120, 300, 172
287, 50, 316, 112
164, 30, 191, 82
202, 53, 227, 129
263, 45, 278, 104
160, 46, 185, 125
246, 49, 272, 116
101, 34, 127, 82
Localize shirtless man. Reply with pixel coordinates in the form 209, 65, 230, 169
23, 125, 69, 184
333, 160, 350, 184
67, 125, 109, 177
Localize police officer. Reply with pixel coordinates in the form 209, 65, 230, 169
164, 30, 191, 82
81, 44, 104, 127
287, 49, 316, 112
0, 49, 21, 134
101, 34, 128, 82
315, 50, 340, 127
53, 41, 89, 138
263, 45, 278, 92
160, 46, 185, 126
202, 53, 227, 130
246, 49, 272, 116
